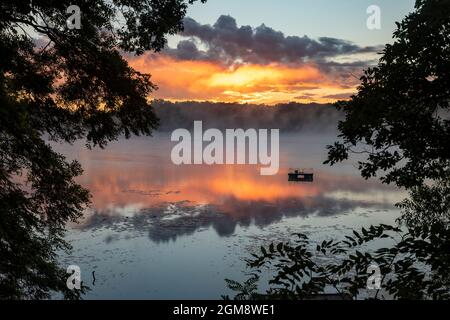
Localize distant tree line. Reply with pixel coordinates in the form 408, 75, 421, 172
153, 100, 343, 132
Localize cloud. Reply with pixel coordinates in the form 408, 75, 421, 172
127, 54, 357, 104
165, 15, 379, 66
322, 93, 354, 100
125, 15, 381, 104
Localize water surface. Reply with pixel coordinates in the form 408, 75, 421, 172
55, 132, 405, 299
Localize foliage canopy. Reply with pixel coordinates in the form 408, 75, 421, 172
0, 0, 205, 299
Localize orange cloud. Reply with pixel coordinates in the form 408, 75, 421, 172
127, 54, 356, 105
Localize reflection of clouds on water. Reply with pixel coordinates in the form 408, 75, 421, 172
77, 195, 391, 243
54, 135, 403, 299
58, 134, 402, 243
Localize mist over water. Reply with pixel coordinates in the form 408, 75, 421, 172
53, 128, 405, 299
153, 101, 343, 132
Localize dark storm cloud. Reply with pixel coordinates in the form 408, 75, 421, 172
164, 15, 379, 65
165, 39, 209, 60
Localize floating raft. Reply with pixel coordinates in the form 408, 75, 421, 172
288, 169, 314, 182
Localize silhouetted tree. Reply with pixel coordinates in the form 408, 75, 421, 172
226, 0, 450, 300
397, 179, 450, 228
225, 224, 450, 300
0, 0, 205, 299
325, 0, 450, 189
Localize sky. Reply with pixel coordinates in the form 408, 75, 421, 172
127, 0, 416, 105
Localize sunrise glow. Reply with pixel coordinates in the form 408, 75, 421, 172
127, 55, 356, 105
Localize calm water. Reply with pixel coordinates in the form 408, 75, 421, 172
53, 132, 405, 299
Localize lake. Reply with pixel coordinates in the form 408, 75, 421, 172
53, 132, 406, 299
